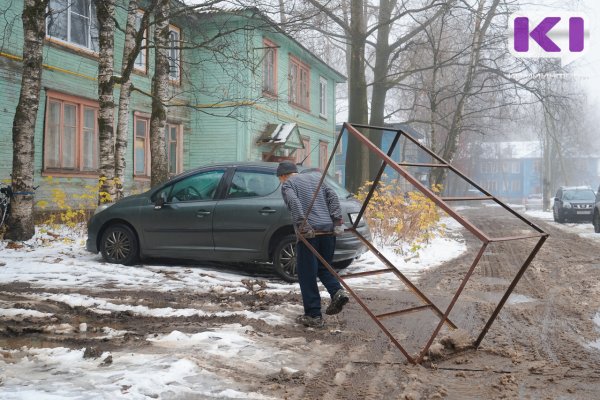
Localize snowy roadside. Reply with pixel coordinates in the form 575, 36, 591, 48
6, 208, 598, 399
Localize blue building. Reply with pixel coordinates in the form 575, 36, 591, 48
334, 123, 425, 190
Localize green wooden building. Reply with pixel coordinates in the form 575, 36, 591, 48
0, 1, 344, 208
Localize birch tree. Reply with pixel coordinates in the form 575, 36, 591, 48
6, 0, 49, 241
95, 0, 117, 203
149, 0, 170, 187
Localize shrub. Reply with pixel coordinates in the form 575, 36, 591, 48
355, 178, 445, 254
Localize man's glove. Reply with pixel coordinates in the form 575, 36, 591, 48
334, 224, 347, 236
299, 223, 315, 239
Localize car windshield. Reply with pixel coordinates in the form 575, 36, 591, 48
301, 169, 352, 198
563, 190, 595, 201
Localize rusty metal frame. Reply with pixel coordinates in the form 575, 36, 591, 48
297, 122, 548, 364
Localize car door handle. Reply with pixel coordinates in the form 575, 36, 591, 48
259, 207, 277, 214
196, 210, 211, 217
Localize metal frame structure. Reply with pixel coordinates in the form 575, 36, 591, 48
297, 122, 549, 364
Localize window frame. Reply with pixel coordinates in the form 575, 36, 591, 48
133, 113, 151, 179
133, 10, 148, 73
166, 122, 183, 176
46, 0, 99, 53
319, 76, 327, 118
43, 90, 99, 175
134, 114, 183, 179
168, 25, 181, 83
319, 140, 329, 170
296, 136, 311, 166
262, 39, 278, 96
288, 56, 310, 111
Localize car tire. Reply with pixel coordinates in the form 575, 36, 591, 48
594, 212, 600, 233
272, 234, 298, 283
332, 259, 353, 269
100, 223, 139, 265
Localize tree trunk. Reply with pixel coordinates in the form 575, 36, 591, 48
344, 0, 369, 194
114, 0, 141, 200
6, 0, 48, 241
96, 0, 117, 204
368, 0, 395, 177
150, 0, 170, 187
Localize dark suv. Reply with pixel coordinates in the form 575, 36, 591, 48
86, 162, 370, 282
552, 186, 595, 223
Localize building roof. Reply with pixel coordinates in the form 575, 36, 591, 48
479, 141, 541, 159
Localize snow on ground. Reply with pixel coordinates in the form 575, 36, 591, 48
4, 209, 598, 399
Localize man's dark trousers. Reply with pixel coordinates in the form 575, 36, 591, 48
296, 235, 343, 318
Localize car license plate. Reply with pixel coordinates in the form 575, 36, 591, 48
576, 211, 591, 215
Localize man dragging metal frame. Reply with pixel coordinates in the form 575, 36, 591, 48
277, 161, 350, 328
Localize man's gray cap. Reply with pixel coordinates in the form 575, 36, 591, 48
276, 161, 298, 176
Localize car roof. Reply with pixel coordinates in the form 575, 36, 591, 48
559, 185, 593, 191
170, 161, 317, 181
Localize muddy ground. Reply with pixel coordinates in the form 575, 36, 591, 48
1, 207, 600, 399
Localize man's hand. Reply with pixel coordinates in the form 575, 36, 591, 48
334, 224, 347, 236
299, 223, 315, 239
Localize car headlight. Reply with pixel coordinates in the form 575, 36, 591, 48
94, 203, 114, 215
563, 202, 572, 209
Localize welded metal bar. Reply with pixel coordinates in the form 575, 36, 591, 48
352, 228, 457, 330
344, 123, 490, 243
415, 242, 489, 364
351, 123, 548, 235
441, 196, 494, 201
376, 305, 432, 320
398, 162, 449, 168
488, 234, 547, 242
474, 234, 549, 348
352, 129, 402, 230
341, 268, 395, 279
296, 233, 416, 364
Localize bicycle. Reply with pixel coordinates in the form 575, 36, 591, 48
0, 183, 12, 229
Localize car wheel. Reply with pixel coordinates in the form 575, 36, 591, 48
100, 223, 139, 265
594, 212, 600, 233
332, 259, 354, 269
552, 207, 558, 222
272, 234, 298, 283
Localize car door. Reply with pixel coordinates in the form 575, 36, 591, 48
139, 169, 226, 259
212, 168, 285, 260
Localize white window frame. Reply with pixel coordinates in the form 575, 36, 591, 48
319, 77, 327, 118
134, 11, 147, 72
46, 0, 99, 52
168, 25, 181, 82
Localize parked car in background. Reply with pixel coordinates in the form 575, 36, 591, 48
524, 193, 543, 211
593, 185, 600, 233
552, 186, 595, 223
86, 162, 370, 282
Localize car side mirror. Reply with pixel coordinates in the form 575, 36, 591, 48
154, 192, 168, 210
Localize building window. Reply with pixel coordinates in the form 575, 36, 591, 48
296, 136, 311, 166
166, 123, 182, 175
319, 140, 328, 169
134, 115, 150, 177
134, 116, 182, 177
262, 39, 277, 95
44, 92, 98, 173
168, 26, 181, 82
289, 57, 310, 110
47, 0, 99, 52
134, 12, 147, 72
319, 77, 327, 117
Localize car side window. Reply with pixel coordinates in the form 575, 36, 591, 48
170, 170, 225, 202
226, 170, 279, 198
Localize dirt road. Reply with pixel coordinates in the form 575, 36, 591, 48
2, 207, 600, 399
